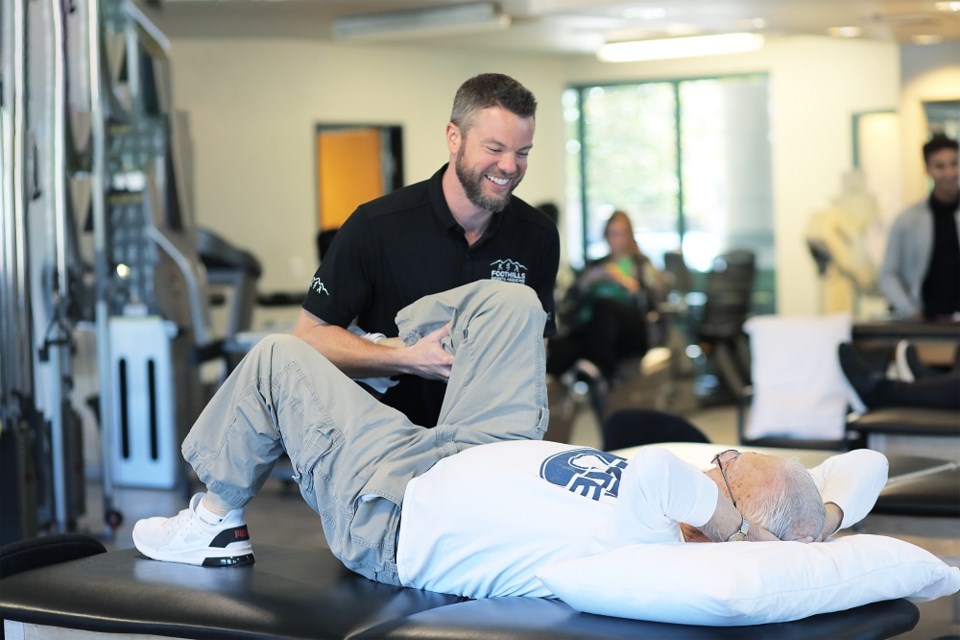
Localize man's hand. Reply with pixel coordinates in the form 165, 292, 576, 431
603, 263, 640, 294
293, 310, 453, 381
747, 523, 781, 542
816, 503, 844, 542
400, 323, 454, 382
680, 521, 780, 543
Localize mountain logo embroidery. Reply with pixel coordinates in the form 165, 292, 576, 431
490, 259, 528, 284
311, 277, 330, 295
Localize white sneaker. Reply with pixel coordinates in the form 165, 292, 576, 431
895, 340, 915, 383
132, 493, 254, 567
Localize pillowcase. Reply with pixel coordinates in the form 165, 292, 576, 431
536, 534, 959, 626
743, 313, 863, 441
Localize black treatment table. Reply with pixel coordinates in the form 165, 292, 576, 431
0, 535, 920, 640
3, 442, 950, 640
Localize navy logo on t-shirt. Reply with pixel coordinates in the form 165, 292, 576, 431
539, 448, 627, 502
490, 259, 528, 284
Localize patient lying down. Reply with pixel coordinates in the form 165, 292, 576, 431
136, 434, 884, 600
391, 441, 884, 598
132, 281, 949, 619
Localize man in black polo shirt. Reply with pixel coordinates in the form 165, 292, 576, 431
294, 73, 560, 427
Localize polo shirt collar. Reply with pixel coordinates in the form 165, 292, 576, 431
427, 163, 506, 243
428, 164, 460, 233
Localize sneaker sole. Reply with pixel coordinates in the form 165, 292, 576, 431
201, 553, 255, 568
132, 530, 255, 568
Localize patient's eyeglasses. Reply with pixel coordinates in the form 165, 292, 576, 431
712, 449, 741, 508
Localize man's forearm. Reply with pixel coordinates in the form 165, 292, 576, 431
818, 503, 844, 541
293, 316, 411, 379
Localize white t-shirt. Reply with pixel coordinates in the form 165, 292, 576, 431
395, 441, 887, 599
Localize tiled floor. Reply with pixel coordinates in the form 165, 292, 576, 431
76, 386, 959, 640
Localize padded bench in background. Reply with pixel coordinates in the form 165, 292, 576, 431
846, 407, 960, 462
874, 457, 960, 518
1, 537, 921, 640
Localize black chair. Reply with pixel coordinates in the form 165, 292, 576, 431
658, 250, 698, 380
0, 532, 108, 640
602, 409, 711, 451
695, 250, 756, 402
0, 533, 106, 581
662, 249, 693, 298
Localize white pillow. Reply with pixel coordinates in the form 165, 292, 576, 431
536, 534, 959, 626
744, 313, 863, 441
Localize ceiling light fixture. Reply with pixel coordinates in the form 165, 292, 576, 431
623, 7, 667, 20
331, 3, 510, 42
596, 32, 764, 62
934, 1, 960, 11
827, 25, 862, 38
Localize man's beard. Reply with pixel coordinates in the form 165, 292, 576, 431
933, 180, 959, 203
455, 147, 519, 213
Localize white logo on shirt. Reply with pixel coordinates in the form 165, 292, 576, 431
311, 277, 329, 295
490, 259, 528, 285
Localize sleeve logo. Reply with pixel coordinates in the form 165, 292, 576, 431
311, 277, 330, 295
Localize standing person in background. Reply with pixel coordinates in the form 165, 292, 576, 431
293, 73, 560, 428
879, 133, 959, 321
548, 210, 665, 389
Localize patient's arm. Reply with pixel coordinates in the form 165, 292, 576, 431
807, 449, 889, 536
679, 523, 711, 543
612, 448, 777, 546
817, 503, 845, 542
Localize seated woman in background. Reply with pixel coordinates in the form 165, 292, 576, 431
548, 210, 665, 389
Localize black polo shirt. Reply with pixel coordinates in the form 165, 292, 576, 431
302, 164, 560, 427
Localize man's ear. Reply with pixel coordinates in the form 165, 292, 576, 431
446, 122, 461, 154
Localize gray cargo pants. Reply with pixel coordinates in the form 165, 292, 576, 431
182, 280, 549, 585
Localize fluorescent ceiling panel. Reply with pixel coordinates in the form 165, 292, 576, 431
597, 32, 765, 62
331, 3, 510, 41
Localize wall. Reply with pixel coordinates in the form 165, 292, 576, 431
166, 34, 920, 318
166, 39, 566, 299
563, 35, 900, 317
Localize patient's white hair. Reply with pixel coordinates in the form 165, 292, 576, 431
744, 458, 825, 541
